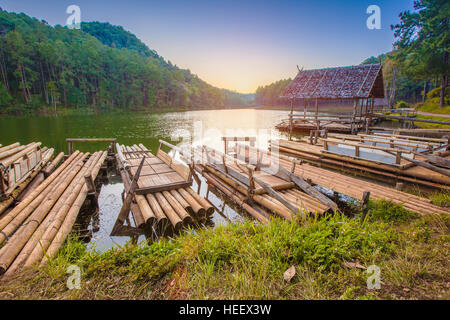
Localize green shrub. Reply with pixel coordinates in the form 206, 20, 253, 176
368, 200, 418, 223
396, 100, 409, 108
427, 87, 450, 100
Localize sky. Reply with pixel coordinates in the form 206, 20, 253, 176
0, 0, 415, 93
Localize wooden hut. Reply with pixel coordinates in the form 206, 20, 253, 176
278, 63, 385, 136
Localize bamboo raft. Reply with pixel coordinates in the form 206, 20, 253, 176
192, 141, 337, 223
0, 149, 107, 276
241, 143, 450, 216
270, 132, 450, 189
112, 141, 214, 239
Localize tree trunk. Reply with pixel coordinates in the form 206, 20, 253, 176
423, 80, 427, 103
441, 51, 449, 109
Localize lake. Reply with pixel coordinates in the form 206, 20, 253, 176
0, 108, 295, 250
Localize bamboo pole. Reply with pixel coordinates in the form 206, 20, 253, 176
39, 151, 107, 266
185, 187, 214, 216
0, 151, 82, 230
5, 153, 101, 274
176, 188, 205, 217
1, 143, 42, 167
145, 193, 169, 231
202, 171, 269, 223
115, 155, 146, 228
42, 152, 64, 177
0, 152, 88, 274
22, 152, 104, 269
154, 192, 183, 231
0, 148, 54, 214
0, 144, 27, 161
170, 189, 194, 216
0, 142, 20, 152
162, 191, 193, 225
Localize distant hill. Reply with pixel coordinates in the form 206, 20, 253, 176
0, 9, 251, 114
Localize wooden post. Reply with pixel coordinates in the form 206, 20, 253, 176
304, 98, 307, 119
315, 99, 319, 129
289, 99, 294, 141
0, 169, 5, 198
361, 191, 370, 221
355, 146, 360, 158
84, 173, 96, 194
68, 141, 73, 155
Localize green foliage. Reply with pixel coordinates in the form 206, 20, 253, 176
429, 191, 450, 207
368, 200, 418, 223
427, 87, 450, 100
396, 100, 409, 108
255, 79, 291, 106
391, 0, 449, 107
0, 9, 250, 114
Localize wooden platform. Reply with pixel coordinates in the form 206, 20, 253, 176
244, 145, 449, 216
112, 142, 214, 239
194, 143, 336, 223
118, 143, 192, 194
270, 134, 450, 189
0, 149, 107, 276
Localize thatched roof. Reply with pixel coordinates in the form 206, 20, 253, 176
280, 64, 384, 100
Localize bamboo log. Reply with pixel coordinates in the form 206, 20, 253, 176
176, 188, 206, 217
202, 171, 269, 223
39, 151, 108, 266
154, 192, 183, 231
22, 152, 103, 269
135, 194, 156, 227
0, 143, 21, 156
145, 193, 169, 231
1, 143, 42, 167
185, 187, 214, 216
170, 189, 193, 216
0, 148, 54, 214
0, 151, 82, 229
115, 155, 146, 228
0, 152, 88, 274
253, 194, 292, 219
0, 144, 27, 161
162, 191, 193, 225
42, 152, 64, 176
5, 153, 101, 274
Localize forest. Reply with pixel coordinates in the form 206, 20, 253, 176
256, 0, 449, 110
0, 10, 251, 115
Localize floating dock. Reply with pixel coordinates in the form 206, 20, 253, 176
193, 138, 338, 223
270, 132, 450, 189
242, 143, 449, 216
112, 141, 214, 239
0, 146, 107, 276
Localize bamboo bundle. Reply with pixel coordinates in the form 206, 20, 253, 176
177, 188, 206, 217
21, 152, 105, 269
202, 171, 269, 223
185, 187, 214, 216
162, 190, 193, 225
4, 152, 101, 274
0, 143, 22, 158
0, 151, 83, 235
0, 153, 89, 274
145, 193, 169, 232
0, 143, 28, 161
0, 148, 54, 215
154, 192, 183, 231
39, 151, 107, 266
16, 152, 64, 202
0, 142, 42, 167
274, 153, 450, 216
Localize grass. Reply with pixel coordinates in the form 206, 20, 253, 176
0, 200, 448, 300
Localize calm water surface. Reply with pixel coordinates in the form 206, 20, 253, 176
0, 109, 293, 250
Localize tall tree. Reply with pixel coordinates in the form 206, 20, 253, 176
391, 0, 449, 108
